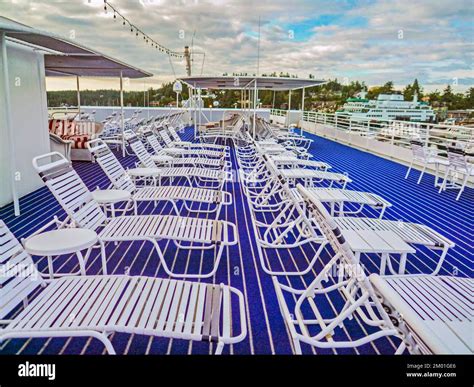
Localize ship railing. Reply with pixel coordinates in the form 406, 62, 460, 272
292, 110, 473, 156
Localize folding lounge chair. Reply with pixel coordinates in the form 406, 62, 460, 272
164, 126, 229, 152
438, 147, 474, 201
159, 130, 229, 153
126, 134, 232, 190
237, 153, 328, 276
277, 166, 351, 189
270, 155, 330, 170
272, 186, 407, 353
289, 187, 392, 218
405, 140, 448, 186
87, 139, 233, 217
128, 128, 227, 161
141, 130, 231, 170
137, 128, 227, 159
299, 185, 454, 275
369, 274, 473, 354
33, 153, 238, 279
0, 221, 246, 354
256, 145, 350, 188
274, 185, 468, 354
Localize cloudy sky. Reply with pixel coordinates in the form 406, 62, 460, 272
1, 0, 472, 91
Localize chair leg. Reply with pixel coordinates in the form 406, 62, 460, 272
456, 173, 469, 201
417, 164, 426, 184
215, 340, 225, 355
439, 168, 450, 193
292, 337, 303, 354
434, 163, 440, 187
405, 161, 413, 179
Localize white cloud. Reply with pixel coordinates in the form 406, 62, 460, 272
0, 0, 471, 91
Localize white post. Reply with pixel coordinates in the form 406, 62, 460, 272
287, 90, 292, 127
120, 71, 125, 157
1, 33, 20, 216
198, 88, 202, 135
253, 80, 258, 138
301, 87, 305, 135
76, 75, 81, 114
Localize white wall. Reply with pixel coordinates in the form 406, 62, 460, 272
0, 40, 50, 208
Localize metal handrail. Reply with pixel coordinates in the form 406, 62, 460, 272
271, 109, 473, 155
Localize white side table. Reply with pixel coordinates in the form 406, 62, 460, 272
92, 189, 132, 217
24, 228, 98, 279
127, 167, 161, 186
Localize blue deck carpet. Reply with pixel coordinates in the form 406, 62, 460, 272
0, 127, 472, 355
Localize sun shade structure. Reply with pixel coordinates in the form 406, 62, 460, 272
0, 16, 152, 78
180, 76, 325, 90
0, 17, 152, 216
180, 76, 326, 139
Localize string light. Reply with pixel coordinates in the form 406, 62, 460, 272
102, 0, 184, 60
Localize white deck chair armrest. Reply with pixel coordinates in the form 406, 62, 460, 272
221, 192, 233, 205
224, 171, 233, 182
414, 224, 455, 248
223, 221, 239, 245
223, 286, 248, 344
32, 152, 69, 173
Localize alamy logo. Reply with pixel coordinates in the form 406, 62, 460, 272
18, 361, 56, 381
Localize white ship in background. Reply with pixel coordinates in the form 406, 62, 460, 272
337, 91, 436, 122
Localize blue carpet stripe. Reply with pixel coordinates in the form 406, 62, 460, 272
0, 127, 471, 355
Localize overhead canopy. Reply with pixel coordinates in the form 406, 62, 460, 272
0, 16, 152, 78
180, 76, 326, 91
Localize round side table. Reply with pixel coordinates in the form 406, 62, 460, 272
25, 228, 98, 279
92, 189, 132, 217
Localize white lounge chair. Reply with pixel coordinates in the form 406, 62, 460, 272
270, 155, 330, 170
236, 146, 328, 275
261, 155, 351, 189
300, 186, 454, 275
162, 127, 229, 152
438, 147, 474, 200
87, 139, 233, 217
274, 185, 469, 354
0, 220, 246, 354
369, 273, 473, 354
142, 130, 231, 170
289, 187, 392, 218
33, 153, 238, 278
272, 186, 406, 353
405, 140, 448, 185
126, 133, 232, 190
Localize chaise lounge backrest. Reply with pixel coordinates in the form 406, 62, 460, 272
124, 130, 157, 169
0, 221, 44, 319
87, 139, 136, 193
33, 152, 107, 231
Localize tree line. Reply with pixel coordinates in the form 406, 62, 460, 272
47, 78, 474, 111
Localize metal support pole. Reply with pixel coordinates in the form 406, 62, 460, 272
1, 33, 20, 216
76, 75, 81, 114
253, 80, 258, 139
120, 71, 125, 157
194, 89, 197, 138
198, 88, 202, 135
301, 87, 305, 135
287, 90, 292, 127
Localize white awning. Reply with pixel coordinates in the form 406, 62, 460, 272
0, 16, 152, 78
180, 76, 325, 90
